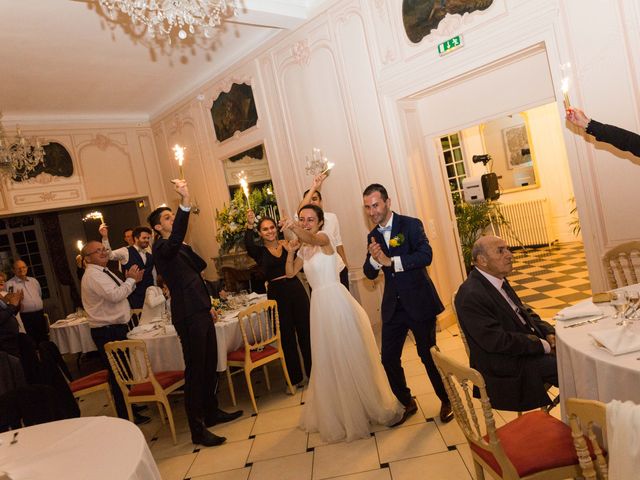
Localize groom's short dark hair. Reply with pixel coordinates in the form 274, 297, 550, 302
363, 183, 388, 201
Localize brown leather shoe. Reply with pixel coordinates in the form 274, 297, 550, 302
391, 398, 418, 427
439, 402, 454, 423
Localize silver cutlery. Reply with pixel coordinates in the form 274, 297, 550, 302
564, 315, 606, 328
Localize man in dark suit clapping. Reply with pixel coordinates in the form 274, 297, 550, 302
362, 184, 452, 425
149, 179, 241, 447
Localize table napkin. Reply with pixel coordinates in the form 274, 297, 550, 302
220, 311, 240, 323
554, 302, 602, 321
590, 326, 640, 355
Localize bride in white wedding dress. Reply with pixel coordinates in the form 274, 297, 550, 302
281, 205, 403, 443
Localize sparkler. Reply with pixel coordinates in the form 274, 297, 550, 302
173, 144, 185, 179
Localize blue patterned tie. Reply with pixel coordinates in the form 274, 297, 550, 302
377, 225, 392, 234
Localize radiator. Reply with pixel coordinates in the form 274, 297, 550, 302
496, 199, 556, 248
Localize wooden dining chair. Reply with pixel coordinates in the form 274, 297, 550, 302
225, 300, 295, 413
451, 291, 470, 358
430, 346, 581, 479
565, 398, 608, 480
68, 369, 116, 416
602, 241, 640, 289
104, 339, 184, 444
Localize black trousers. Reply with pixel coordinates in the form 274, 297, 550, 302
267, 277, 311, 385
90, 324, 129, 419
21, 310, 48, 345
173, 311, 219, 439
381, 303, 448, 406
339, 267, 349, 291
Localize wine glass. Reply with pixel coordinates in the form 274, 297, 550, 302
611, 291, 629, 319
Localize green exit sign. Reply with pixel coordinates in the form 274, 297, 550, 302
437, 35, 463, 56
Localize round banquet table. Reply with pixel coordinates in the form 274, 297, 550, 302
127, 324, 186, 372
556, 285, 640, 416
0, 416, 161, 480
49, 317, 97, 354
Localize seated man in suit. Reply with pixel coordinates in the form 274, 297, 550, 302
454, 235, 557, 411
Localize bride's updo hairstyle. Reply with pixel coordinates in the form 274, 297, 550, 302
298, 204, 324, 228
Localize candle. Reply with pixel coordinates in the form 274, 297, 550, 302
76, 240, 84, 252
173, 144, 185, 179
561, 78, 571, 109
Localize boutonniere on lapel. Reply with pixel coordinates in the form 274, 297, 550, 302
389, 233, 405, 248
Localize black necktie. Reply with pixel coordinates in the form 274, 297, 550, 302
103, 268, 122, 286
502, 280, 539, 335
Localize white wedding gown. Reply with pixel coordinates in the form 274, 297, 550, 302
298, 239, 403, 442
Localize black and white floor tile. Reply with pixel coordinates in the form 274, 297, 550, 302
508, 242, 591, 319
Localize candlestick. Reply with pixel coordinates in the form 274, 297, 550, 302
561, 78, 571, 109
173, 144, 185, 179
237, 171, 250, 208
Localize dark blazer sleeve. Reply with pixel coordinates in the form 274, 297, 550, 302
397, 217, 433, 271
154, 207, 189, 261
523, 305, 555, 337
586, 119, 640, 157
455, 283, 545, 357
244, 228, 263, 263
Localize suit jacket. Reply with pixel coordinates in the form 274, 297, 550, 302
587, 119, 640, 157
454, 268, 555, 411
363, 212, 443, 322
152, 208, 211, 323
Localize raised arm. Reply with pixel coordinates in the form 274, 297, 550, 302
284, 239, 304, 277
297, 174, 326, 211
154, 180, 191, 260
244, 209, 263, 263
280, 217, 330, 248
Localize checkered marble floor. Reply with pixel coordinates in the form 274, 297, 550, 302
508, 242, 592, 319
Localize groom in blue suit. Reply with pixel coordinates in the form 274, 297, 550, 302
362, 184, 453, 424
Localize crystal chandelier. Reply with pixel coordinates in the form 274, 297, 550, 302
98, 0, 239, 39
0, 112, 46, 181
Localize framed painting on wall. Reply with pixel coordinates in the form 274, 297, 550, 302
502, 125, 531, 169
210, 83, 258, 142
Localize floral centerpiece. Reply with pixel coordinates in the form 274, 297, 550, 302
215, 183, 279, 253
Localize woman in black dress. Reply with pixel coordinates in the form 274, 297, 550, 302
245, 210, 311, 387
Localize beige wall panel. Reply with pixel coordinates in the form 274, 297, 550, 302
79, 138, 137, 200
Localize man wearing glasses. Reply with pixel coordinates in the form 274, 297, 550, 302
80, 241, 147, 423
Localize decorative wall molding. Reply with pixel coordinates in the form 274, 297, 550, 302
13, 188, 81, 206
291, 39, 311, 65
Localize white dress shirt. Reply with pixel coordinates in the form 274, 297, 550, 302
102, 238, 156, 281
322, 212, 346, 272
5, 276, 43, 312
81, 264, 136, 328
368, 213, 404, 272
476, 268, 550, 353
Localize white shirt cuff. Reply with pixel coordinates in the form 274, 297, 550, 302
540, 339, 551, 354
369, 256, 382, 270
392, 256, 404, 272
179, 204, 191, 212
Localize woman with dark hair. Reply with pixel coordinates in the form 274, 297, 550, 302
244, 210, 311, 388
281, 204, 402, 443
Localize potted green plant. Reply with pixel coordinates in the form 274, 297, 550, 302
455, 201, 509, 273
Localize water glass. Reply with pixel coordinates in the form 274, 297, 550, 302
611, 291, 629, 319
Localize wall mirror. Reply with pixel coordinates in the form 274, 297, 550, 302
480, 113, 538, 192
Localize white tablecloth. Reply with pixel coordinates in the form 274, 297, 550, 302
126, 316, 247, 373
0, 416, 160, 480
556, 285, 640, 416
49, 317, 97, 354
127, 324, 185, 372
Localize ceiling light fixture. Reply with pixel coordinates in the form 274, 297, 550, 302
0, 112, 46, 181
98, 0, 239, 40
